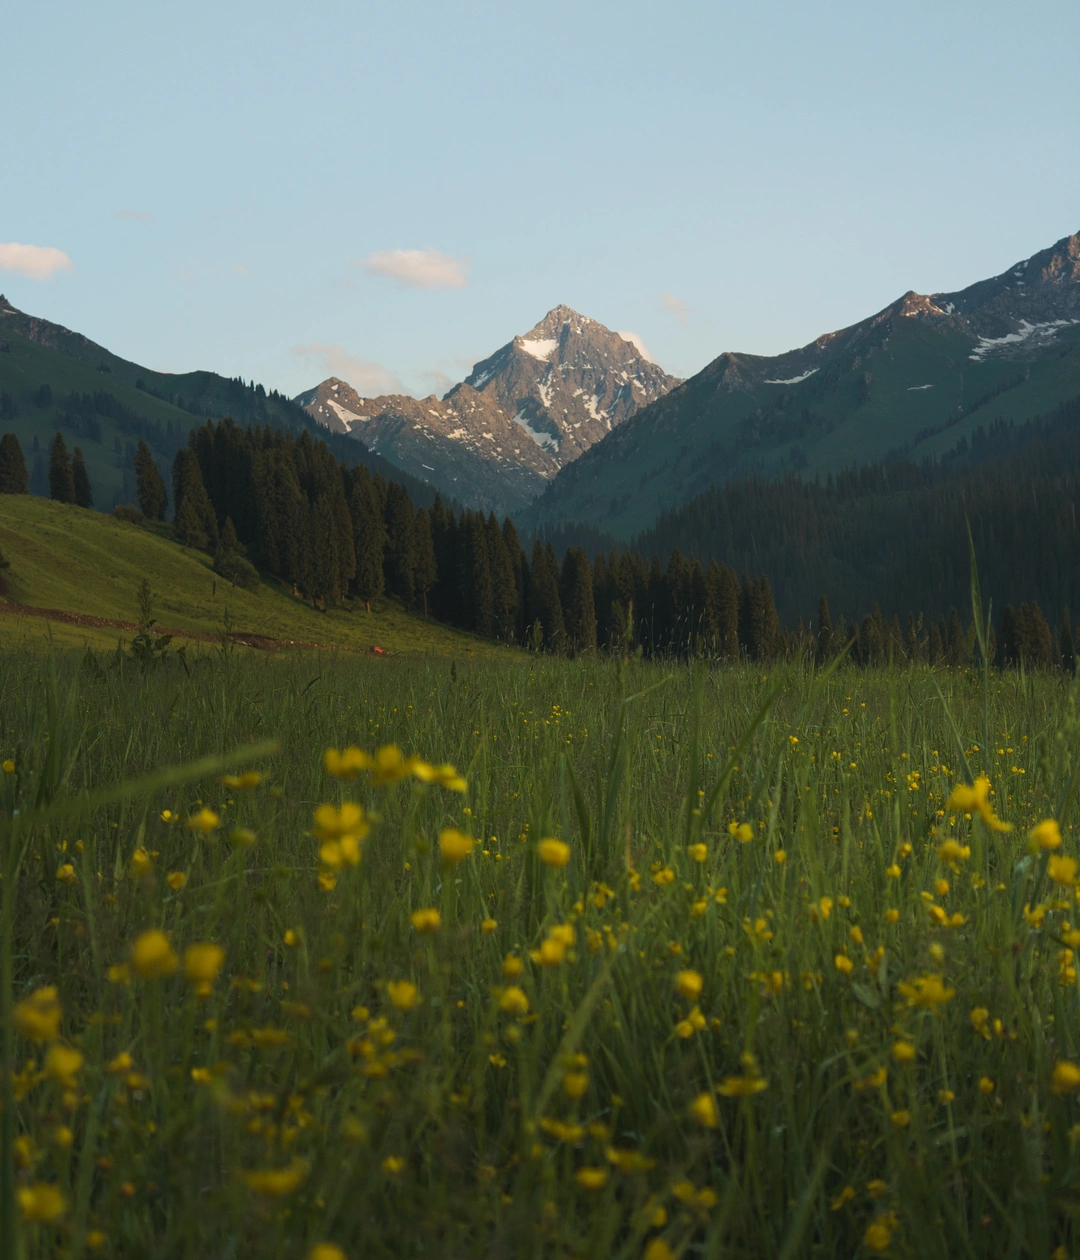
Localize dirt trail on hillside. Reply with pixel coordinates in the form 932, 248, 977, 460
0, 598, 379, 654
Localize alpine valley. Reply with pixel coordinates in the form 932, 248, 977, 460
295, 306, 680, 517
520, 230, 1080, 539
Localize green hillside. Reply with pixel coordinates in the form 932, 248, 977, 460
0, 494, 500, 658
0, 296, 439, 512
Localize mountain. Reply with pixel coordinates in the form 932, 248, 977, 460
0, 295, 438, 512
295, 305, 680, 516
520, 231, 1080, 539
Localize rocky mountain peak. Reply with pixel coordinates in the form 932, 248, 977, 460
296, 306, 681, 516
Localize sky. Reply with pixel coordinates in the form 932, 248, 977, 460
3, 0, 1079, 398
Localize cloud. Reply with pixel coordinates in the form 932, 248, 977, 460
617, 330, 655, 363
231, 264, 248, 277
354, 247, 468, 290
417, 367, 455, 397
660, 292, 689, 324
292, 342, 404, 397
115, 209, 152, 224
0, 242, 74, 281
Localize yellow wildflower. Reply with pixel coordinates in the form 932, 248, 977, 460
184, 943, 225, 998
643, 1240, 674, 1260
2, 759, 14, 774
979, 1077, 995, 1094
834, 954, 854, 976
387, 980, 420, 1011
129, 847, 154, 877
410, 908, 441, 934
885, 908, 900, 924
229, 828, 256, 848
688, 1092, 718, 1127
130, 930, 178, 979
562, 1071, 589, 1099
323, 746, 373, 778
575, 1167, 607, 1191
499, 986, 529, 1015
502, 954, 524, 979
1049, 855, 1078, 886
938, 839, 971, 866
687, 843, 708, 862
892, 1041, 916, 1064
382, 1155, 405, 1175
167, 871, 187, 890
221, 770, 263, 790
1051, 1061, 1080, 1094
55, 863, 76, 885
186, 807, 220, 834
439, 828, 474, 864
308, 1245, 347, 1260
13, 987, 62, 1042
240, 1158, 309, 1196
106, 1052, 134, 1075
728, 821, 754, 843
864, 1216, 896, 1252
897, 974, 954, 1009
44, 1044, 83, 1086
18, 1184, 66, 1222
538, 838, 570, 867
675, 969, 703, 1000
890, 1109, 910, 1128
313, 802, 369, 843
946, 775, 1011, 831
481, 917, 498, 933
1031, 819, 1063, 850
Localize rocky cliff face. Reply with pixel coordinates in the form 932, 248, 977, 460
294, 305, 680, 515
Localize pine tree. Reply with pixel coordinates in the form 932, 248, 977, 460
413, 510, 437, 618
486, 514, 517, 641
49, 433, 75, 504
312, 494, 341, 608
0, 433, 28, 494
71, 448, 93, 508
172, 448, 218, 551
350, 474, 386, 612
528, 540, 564, 651
561, 548, 597, 655
214, 517, 259, 589
134, 439, 167, 520
384, 485, 417, 603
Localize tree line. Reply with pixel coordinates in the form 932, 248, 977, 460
1, 414, 1076, 672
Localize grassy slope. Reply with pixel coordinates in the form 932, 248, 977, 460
523, 319, 1080, 539
0, 494, 503, 658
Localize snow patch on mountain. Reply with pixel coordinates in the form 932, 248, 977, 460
513, 409, 559, 451
763, 368, 819, 385
969, 318, 1078, 362
520, 338, 558, 361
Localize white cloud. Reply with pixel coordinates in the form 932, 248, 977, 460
0, 242, 74, 281
292, 342, 404, 398
617, 330, 655, 363
354, 247, 468, 290
418, 367, 455, 397
660, 292, 689, 324
115, 210, 152, 223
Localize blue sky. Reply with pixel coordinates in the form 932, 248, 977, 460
3, 0, 1078, 398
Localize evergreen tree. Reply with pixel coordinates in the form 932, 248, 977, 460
350, 474, 386, 611
465, 513, 495, 637
561, 548, 597, 656
528, 539, 564, 651
0, 433, 27, 491
0, 433, 28, 494
134, 439, 167, 520
312, 494, 342, 607
486, 514, 517, 641
413, 510, 437, 619
214, 517, 259, 589
172, 448, 218, 551
48, 433, 75, 504
384, 485, 417, 603
71, 447, 93, 508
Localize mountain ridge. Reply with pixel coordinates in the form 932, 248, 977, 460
520, 231, 1080, 538
295, 305, 680, 515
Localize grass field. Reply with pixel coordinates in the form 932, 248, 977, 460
0, 495, 500, 659
2, 644, 1080, 1258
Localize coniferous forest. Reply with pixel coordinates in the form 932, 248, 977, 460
3, 400, 1080, 670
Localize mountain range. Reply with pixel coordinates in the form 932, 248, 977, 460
295, 306, 679, 516
520, 232, 1080, 538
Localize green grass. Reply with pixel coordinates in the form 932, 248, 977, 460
0, 494, 500, 659
2, 644, 1080, 1258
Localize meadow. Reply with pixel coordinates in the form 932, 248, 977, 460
2, 644, 1080, 1259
